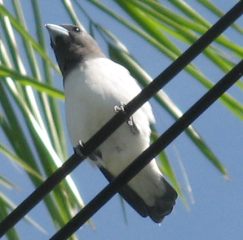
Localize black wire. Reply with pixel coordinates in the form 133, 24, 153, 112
50, 58, 243, 240
0, 0, 242, 237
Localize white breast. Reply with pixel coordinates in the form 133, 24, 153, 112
64, 57, 154, 147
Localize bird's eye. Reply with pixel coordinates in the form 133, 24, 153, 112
73, 27, 80, 33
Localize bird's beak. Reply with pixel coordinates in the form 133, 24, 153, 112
45, 24, 69, 45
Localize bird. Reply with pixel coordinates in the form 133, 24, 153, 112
46, 23, 177, 223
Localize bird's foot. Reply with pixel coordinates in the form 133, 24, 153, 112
74, 140, 85, 158
114, 102, 139, 134
74, 140, 102, 163
114, 102, 126, 113
89, 150, 102, 162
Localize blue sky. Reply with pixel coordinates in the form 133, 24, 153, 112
1, 1, 243, 240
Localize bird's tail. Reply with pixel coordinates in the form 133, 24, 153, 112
99, 167, 177, 223
147, 177, 177, 223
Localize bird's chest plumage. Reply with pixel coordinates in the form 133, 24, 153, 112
64, 58, 152, 174
64, 59, 128, 144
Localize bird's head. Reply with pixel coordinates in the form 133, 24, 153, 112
45, 24, 104, 77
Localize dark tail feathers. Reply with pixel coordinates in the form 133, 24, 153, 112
99, 167, 177, 223
147, 178, 177, 223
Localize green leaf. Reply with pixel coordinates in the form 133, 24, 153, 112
0, 176, 16, 190
0, 193, 47, 236
197, 0, 243, 34
62, 0, 83, 26
0, 198, 20, 240
130, 0, 235, 73
0, 66, 64, 99
0, 144, 43, 180
0, 5, 59, 72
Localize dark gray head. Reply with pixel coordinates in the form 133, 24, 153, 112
46, 24, 105, 77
